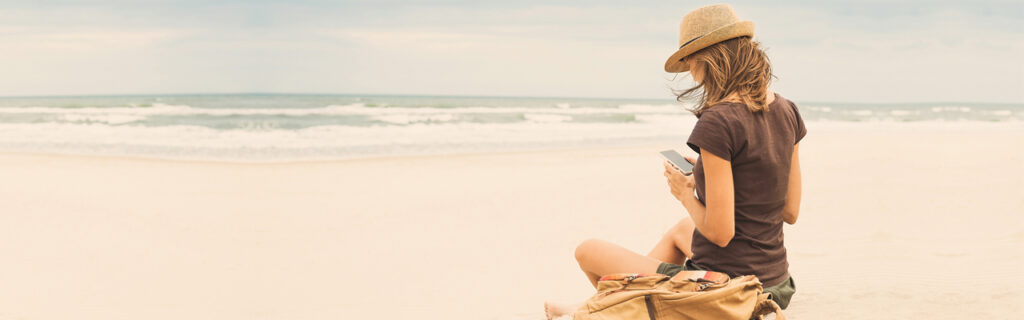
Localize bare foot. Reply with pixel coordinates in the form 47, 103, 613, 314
544, 301, 581, 320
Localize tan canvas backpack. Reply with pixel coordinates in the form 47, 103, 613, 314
572, 271, 785, 320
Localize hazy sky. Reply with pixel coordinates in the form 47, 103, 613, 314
2, 0, 1022, 102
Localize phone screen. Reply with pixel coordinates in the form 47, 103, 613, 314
660, 149, 694, 173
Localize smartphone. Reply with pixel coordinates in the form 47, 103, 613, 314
660, 149, 694, 174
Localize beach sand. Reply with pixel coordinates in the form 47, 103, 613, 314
0, 122, 1021, 319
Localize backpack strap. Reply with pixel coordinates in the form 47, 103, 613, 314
753, 293, 786, 320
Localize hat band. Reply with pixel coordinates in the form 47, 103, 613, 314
678, 34, 704, 49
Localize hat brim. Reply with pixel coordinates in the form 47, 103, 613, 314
664, 21, 754, 73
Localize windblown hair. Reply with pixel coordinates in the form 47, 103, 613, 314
674, 36, 774, 117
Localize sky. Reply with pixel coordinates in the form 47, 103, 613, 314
1, 0, 1022, 103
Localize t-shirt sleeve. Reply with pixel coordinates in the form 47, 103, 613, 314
686, 110, 733, 161
792, 101, 808, 144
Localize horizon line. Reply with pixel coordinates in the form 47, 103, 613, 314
0, 91, 1020, 106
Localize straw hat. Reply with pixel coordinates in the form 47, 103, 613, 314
664, 4, 754, 73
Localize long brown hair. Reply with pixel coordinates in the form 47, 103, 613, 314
673, 36, 774, 117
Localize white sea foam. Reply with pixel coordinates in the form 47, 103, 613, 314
0, 94, 1018, 161
523, 113, 572, 123
634, 114, 695, 125
0, 115, 1018, 161
325, 104, 687, 116
618, 104, 682, 113
372, 113, 457, 124
0, 119, 691, 158
929, 106, 974, 113
61, 114, 146, 124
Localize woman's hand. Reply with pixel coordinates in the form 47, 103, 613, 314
663, 158, 696, 203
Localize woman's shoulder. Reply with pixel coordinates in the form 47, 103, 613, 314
697, 104, 735, 122
770, 92, 796, 109
769, 92, 803, 118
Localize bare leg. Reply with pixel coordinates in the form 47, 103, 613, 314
646, 217, 695, 265
544, 238, 664, 319
574, 238, 664, 288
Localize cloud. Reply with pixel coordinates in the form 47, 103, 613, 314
0, 1, 1020, 102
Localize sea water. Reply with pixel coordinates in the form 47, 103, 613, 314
0, 94, 1019, 161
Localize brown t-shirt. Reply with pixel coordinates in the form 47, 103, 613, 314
686, 92, 807, 287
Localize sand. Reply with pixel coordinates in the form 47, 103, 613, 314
0, 122, 1021, 319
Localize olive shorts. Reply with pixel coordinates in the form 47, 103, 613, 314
656, 259, 796, 309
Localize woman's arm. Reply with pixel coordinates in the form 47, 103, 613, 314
664, 149, 735, 247
781, 143, 801, 224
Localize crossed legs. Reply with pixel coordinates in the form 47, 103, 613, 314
545, 217, 696, 319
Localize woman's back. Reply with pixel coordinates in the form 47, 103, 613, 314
686, 92, 807, 287
546, 6, 801, 318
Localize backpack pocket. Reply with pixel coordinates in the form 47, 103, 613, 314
654, 275, 762, 320
577, 293, 661, 320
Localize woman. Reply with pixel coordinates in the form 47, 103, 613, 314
545, 4, 805, 319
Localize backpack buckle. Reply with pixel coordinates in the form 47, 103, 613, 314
622, 274, 639, 284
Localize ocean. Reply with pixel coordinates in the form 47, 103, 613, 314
0, 94, 1020, 161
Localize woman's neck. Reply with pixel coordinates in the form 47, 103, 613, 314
720, 89, 775, 104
